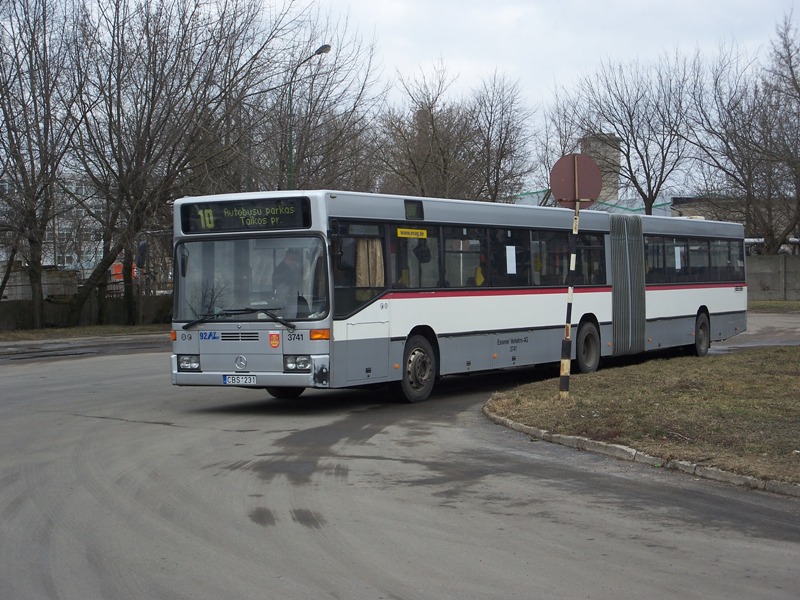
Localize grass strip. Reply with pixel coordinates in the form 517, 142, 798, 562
486, 346, 800, 484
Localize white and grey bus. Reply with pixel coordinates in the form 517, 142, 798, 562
170, 190, 747, 402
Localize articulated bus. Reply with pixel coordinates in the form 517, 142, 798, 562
170, 190, 747, 402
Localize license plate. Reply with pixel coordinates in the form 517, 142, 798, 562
223, 375, 257, 385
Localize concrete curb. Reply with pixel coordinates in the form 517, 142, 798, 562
483, 405, 800, 498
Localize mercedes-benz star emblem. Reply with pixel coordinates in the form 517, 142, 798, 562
235, 355, 247, 370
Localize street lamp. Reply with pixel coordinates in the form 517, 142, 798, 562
287, 44, 331, 190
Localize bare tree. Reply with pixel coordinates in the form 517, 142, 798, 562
377, 65, 537, 202
0, 194, 21, 301
467, 71, 536, 202
562, 51, 692, 214
177, 7, 386, 196
0, 0, 81, 327
534, 94, 583, 206
759, 14, 800, 251
259, 11, 387, 191
687, 14, 800, 253
378, 63, 480, 199
687, 45, 770, 228
380, 64, 461, 197
67, 0, 297, 324
291, 39, 385, 190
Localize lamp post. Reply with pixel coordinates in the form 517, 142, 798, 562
287, 44, 331, 190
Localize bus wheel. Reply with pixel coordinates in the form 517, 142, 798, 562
400, 335, 436, 403
266, 386, 305, 399
693, 313, 710, 357
576, 322, 601, 374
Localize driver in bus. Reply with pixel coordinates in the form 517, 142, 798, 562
272, 248, 303, 315
273, 248, 302, 290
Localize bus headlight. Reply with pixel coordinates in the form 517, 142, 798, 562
284, 355, 311, 372
178, 354, 201, 371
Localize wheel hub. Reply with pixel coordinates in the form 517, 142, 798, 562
407, 349, 431, 389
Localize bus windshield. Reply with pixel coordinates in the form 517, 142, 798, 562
174, 236, 328, 324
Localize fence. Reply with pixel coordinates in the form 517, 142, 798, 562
746, 255, 800, 301
0, 294, 173, 330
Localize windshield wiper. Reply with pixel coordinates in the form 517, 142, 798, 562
257, 307, 296, 331
182, 307, 296, 331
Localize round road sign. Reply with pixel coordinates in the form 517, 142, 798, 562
549, 154, 601, 209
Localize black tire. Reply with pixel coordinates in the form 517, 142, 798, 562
400, 335, 437, 403
693, 313, 710, 357
265, 386, 305, 399
576, 321, 601, 374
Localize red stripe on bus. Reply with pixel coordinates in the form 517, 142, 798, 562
384, 287, 612, 300
384, 282, 745, 300
646, 283, 748, 292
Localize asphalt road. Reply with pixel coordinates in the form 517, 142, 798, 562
0, 314, 798, 599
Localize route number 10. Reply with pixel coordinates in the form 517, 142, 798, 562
196, 208, 215, 230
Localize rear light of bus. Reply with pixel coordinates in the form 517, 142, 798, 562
284, 355, 311, 372
178, 354, 201, 371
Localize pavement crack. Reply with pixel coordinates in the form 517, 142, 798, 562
69, 413, 182, 427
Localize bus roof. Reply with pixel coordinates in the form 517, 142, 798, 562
174, 190, 745, 239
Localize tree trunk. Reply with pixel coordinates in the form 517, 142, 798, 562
122, 249, 136, 325
67, 240, 125, 326
27, 239, 45, 329
0, 246, 18, 300
96, 277, 108, 325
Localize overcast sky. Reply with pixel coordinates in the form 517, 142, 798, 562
320, 0, 799, 107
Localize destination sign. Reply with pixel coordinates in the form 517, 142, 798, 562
181, 197, 311, 234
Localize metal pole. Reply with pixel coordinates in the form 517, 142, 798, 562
559, 155, 582, 400
287, 44, 331, 190
549, 152, 600, 400
559, 200, 581, 400
287, 76, 295, 189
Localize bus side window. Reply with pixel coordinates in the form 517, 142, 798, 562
688, 239, 710, 282
338, 237, 357, 270
443, 227, 487, 287
535, 230, 569, 286
355, 238, 384, 290
576, 233, 606, 286
390, 227, 440, 289
332, 238, 355, 288
332, 230, 387, 317
645, 236, 666, 284
731, 240, 745, 281
332, 232, 385, 289
665, 238, 688, 283
710, 239, 737, 282
489, 229, 531, 287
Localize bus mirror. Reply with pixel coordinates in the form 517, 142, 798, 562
180, 246, 189, 277
338, 237, 356, 270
